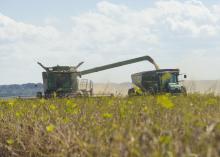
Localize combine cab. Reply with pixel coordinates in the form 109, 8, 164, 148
129, 69, 187, 95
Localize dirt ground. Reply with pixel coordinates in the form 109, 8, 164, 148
92, 80, 220, 96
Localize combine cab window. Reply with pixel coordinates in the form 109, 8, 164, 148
55, 73, 72, 89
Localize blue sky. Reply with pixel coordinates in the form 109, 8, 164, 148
1, 0, 218, 23
1, 0, 151, 21
0, 0, 220, 84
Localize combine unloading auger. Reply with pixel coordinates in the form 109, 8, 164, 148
80, 55, 159, 76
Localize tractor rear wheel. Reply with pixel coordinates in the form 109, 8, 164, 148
181, 87, 187, 96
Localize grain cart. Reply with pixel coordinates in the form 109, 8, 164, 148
128, 69, 187, 96
37, 55, 159, 98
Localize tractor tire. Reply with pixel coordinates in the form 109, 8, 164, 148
181, 87, 187, 96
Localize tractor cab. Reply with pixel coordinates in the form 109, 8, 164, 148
157, 69, 185, 93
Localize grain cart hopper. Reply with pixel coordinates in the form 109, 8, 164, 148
129, 69, 187, 96
37, 55, 159, 98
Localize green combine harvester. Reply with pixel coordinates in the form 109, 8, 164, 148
37, 55, 186, 98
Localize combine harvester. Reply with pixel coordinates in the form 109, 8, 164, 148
37, 55, 187, 98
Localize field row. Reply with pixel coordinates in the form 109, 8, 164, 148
0, 94, 220, 157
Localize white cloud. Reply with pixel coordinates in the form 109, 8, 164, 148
0, 0, 220, 84
155, 0, 219, 36
0, 14, 59, 42
97, 1, 128, 15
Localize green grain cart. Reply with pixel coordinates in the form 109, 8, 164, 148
128, 69, 187, 96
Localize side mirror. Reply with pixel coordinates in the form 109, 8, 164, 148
184, 75, 187, 79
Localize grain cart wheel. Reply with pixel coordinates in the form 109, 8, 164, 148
128, 88, 136, 96
148, 87, 157, 95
